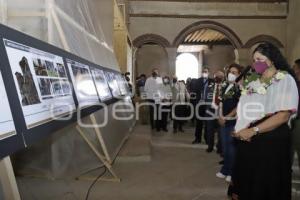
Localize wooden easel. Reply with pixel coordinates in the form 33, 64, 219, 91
0, 157, 21, 200
75, 114, 120, 182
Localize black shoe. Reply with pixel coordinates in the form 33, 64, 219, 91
218, 160, 224, 165
192, 140, 201, 144
206, 147, 213, 153
162, 128, 168, 132
179, 128, 184, 132
173, 129, 177, 134
156, 128, 161, 132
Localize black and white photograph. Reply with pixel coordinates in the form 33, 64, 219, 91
37, 78, 52, 97
33, 58, 48, 76
50, 79, 63, 96
45, 60, 59, 77
60, 80, 72, 95
15, 56, 41, 106
56, 63, 67, 78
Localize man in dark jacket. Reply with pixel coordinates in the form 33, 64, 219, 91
192, 67, 214, 144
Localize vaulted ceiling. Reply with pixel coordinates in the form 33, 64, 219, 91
183, 29, 230, 45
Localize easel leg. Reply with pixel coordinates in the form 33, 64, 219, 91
0, 157, 21, 200
90, 114, 112, 164
76, 126, 121, 182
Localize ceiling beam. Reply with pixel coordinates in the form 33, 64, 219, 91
182, 40, 232, 46
129, 14, 287, 19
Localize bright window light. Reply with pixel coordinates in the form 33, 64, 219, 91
176, 53, 199, 81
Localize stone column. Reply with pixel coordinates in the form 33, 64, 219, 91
165, 47, 177, 76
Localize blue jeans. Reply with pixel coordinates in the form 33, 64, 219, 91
220, 125, 236, 176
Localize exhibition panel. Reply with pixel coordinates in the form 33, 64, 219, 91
104, 71, 122, 98
0, 24, 131, 159
66, 59, 99, 107
90, 67, 113, 102
0, 72, 16, 141
4, 39, 76, 129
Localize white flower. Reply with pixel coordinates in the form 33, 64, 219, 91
256, 87, 267, 95
241, 89, 247, 95
275, 72, 285, 80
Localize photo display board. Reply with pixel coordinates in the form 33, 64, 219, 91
115, 73, 130, 96
66, 59, 99, 107
0, 71, 17, 140
90, 67, 113, 101
3, 39, 76, 129
104, 71, 121, 98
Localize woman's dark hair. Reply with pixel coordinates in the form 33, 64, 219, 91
295, 59, 300, 68
253, 42, 297, 81
227, 63, 243, 74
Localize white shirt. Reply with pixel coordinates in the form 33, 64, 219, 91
144, 76, 163, 103
235, 74, 299, 132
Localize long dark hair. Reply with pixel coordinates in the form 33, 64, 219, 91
253, 42, 297, 81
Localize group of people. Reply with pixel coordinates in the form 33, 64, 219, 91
136, 69, 190, 133
135, 42, 300, 200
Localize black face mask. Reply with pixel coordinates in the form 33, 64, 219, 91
152, 72, 158, 77
173, 79, 177, 83
215, 77, 222, 83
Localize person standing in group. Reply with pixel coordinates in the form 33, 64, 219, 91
136, 74, 146, 97
291, 59, 300, 171
193, 67, 214, 144
231, 42, 299, 200
216, 63, 242, 183
144, 68, 164, 131
205, 70, 224, 153
160, 76, 172, 132
189, 78, 198, 125
172, 76, 190, 133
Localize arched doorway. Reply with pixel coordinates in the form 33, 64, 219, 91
176, 53, 199, 81
173, 21, 243, 48
133, 34, 171, 79
175, 26, 238, 77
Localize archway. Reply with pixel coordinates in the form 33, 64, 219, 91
133, 34, 171, 48
244, 34, 284, 49
173, 20, 243, 48
175, 25, 238, 77
133, 34, 171, 79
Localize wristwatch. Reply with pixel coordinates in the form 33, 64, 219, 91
253, 126, 260, 135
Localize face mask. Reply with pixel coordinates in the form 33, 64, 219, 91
253, 61, 269, 74
227, 73, 237, 82
202, 73, 208, 78
163, 79, 169, 84
152, 72, 158, 77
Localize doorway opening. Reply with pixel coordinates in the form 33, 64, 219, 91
175, 53, 199, 81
